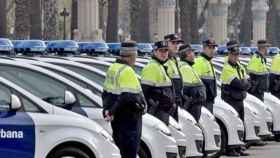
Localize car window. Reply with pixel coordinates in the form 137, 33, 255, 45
0, 83, 42, 112
41, 66, 101, 96
0, 84, 11, 111
54, 64, 105, 85
0, 66, 66, 106
0, 65, 99, 108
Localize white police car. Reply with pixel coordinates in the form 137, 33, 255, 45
27, 57, 189, 158
0, 58, 180, 158
0, 76, 120, 158
44, 56, 222, 157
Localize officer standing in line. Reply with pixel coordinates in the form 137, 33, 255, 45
247, 40, 270, 101
220, 40, 250, 156
269, 52, 280, 99
164, 33, 184, 121
102, 41, 146, 158
141, 41, 175, 125
178, 44, 206, 122
193, 39, 218, 113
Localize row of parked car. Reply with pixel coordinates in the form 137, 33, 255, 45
0, 38, 154, 57
1, 38, 279, 57
0, 38, 280, 158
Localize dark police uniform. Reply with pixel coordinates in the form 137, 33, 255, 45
141, 41, 175, 125
220, 41, 249, 121
164, 34, 184, 121
247, 40, 270, 101
269, 53, 280, 99
178, 44, 206, 122
193, 39, 218, 113
102, 42, 146, 158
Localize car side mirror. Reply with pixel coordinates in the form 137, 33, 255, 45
64, 90, 77, 105
10, 94, 22, 110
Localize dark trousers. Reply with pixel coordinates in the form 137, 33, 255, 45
249, 91, 264, 102
111, 117, 142, 158
224, 98, 245, 121
153, 110, 170, 125
205, 100, 214, 113
186, 104, 202, 122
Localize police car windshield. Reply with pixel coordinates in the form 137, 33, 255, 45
0, 40, 9, 45
108, 43, 120, 49
137, 44, 152, 49
93, 43, 107, 48
24, 41, 44, 47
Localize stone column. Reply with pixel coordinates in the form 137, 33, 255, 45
78, 0, 100, 41
252, 0, 269, 44
157, 0, 176, 40
207, 0, 230, 44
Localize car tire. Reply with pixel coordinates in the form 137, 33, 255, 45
48, 147, 91, 158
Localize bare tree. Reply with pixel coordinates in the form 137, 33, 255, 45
106, 0, 119, 42
0, 0, 7, 37
99, 0, 108, 39
30, 0, 42, 39
130, 0, 150, 42
15, 0, 31, 39
71, 0, 78, 39
266, 0, 280, 46
179, 0, 199, 43
239, 0, 253, 45
227, 0, 246, 41
43, 0, 58, 40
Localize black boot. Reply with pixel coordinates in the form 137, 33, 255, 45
225, 149, 240, 157
237, 147, 250, 156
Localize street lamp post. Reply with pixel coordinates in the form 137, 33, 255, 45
60, 8, 70, 40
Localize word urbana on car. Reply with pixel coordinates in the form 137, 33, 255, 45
0, 129, 24, 139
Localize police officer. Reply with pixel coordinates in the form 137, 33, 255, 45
141, 40, 175, 125
220, 40, 250, 156
164, 33, 184, 121
247, 40, 270, 101
102, 41, 146, 158
193, 39, 218, 113
178, 44, 206, 122
269, 52, 280, 99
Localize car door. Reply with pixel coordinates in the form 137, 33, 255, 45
0, 83, 35, 158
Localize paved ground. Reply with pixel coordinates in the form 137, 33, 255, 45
222, 141, 280, 158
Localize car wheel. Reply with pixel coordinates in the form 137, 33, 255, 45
48, 147, 91, 158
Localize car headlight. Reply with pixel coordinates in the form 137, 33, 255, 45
156, 123, 172, 136
99, 129, 113, 142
